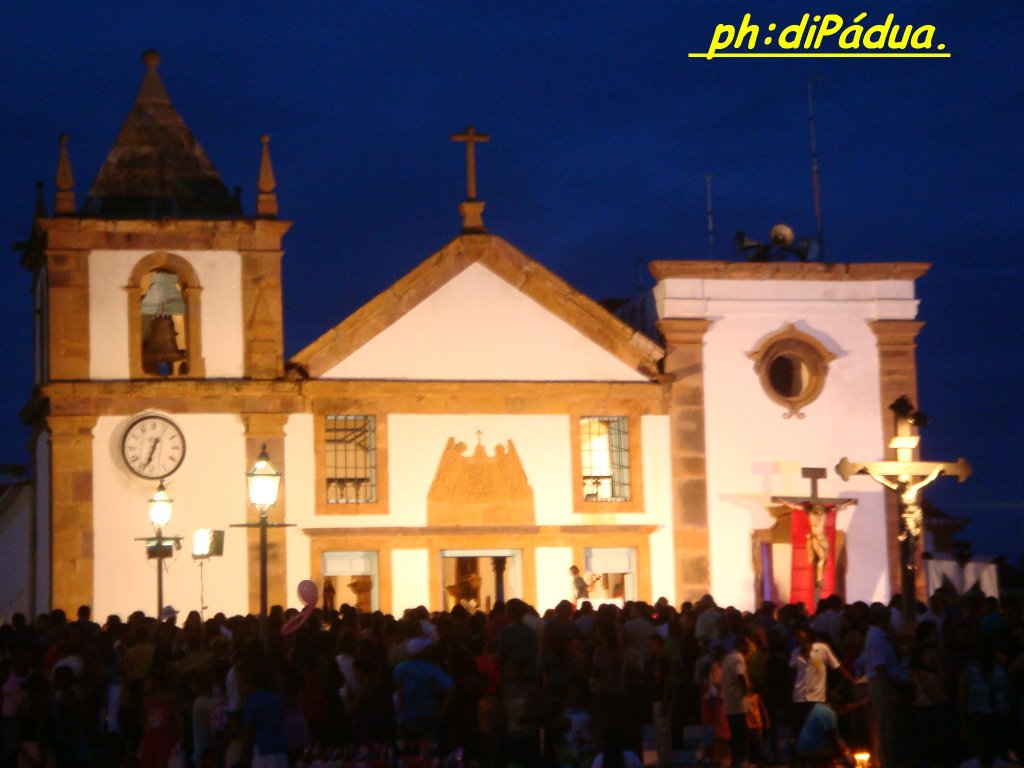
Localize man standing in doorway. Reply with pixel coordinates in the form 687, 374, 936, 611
570, 565, 589, 605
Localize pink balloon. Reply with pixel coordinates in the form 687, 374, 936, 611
281, 579, 320, 636
297, 579, 318, 607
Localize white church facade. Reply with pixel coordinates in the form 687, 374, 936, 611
12, 53, 928, 620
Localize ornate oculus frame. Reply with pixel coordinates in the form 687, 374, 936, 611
747, 324, 836, 418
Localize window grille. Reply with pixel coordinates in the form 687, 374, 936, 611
325, 416, 376, 503
579, 416, 630, 501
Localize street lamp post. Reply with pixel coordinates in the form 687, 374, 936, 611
135, 481, 181, 618
231, 444, 291, 641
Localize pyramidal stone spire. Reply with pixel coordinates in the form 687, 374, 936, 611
54, 134, 76, 215
257, 135, 278, 218
84, 50, 241, 218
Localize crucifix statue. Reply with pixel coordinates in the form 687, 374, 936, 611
773, 467, 855, 604
450, 125, 490, 232
836, 395, 970, 611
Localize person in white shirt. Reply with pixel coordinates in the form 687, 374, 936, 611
790, 627, 853, 734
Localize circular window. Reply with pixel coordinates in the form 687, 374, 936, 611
767, 354, 808, 398
748, 325, 836, 418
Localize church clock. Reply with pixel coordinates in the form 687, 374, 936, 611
121, 415, 186, 479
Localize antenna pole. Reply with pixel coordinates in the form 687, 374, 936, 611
807, 79, 825, 261
705, 173, 715, 259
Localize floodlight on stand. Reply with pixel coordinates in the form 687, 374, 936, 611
192, 528, 224, 621
246, 444, 281, 513
192, 529, 225, 559
148, 481, 173, 529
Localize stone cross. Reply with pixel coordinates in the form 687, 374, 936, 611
836, 396, 970, 609
451, 125, 490, 200
773, 467, 855, 598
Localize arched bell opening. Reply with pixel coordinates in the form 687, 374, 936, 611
140, 270, 189, 376
127, 252, 205, 379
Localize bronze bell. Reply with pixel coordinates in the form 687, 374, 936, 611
143, 314, 186, 374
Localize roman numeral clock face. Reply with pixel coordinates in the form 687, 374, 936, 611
121, 415, 186, 480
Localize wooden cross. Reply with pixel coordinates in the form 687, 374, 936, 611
451, 125, 490, 200
772, 467, 855, 510
836, 396, 970, 609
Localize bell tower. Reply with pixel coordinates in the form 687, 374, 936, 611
24, 49, 291, 387
20, 51, 292, 613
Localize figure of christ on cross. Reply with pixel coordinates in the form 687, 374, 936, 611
773, 467, 855, 601
777, 500, 835, 587
836, 395, 970, 609
870, 466, 943, 541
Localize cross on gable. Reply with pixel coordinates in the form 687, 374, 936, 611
451, 125, 490, 201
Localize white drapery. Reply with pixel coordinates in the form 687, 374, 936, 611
924, 554, 999, 597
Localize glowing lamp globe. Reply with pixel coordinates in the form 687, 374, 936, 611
148, 481, 173, 528
247, 444, 281, 513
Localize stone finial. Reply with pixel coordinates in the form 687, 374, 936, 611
137, 49, 171, 104
54, 134, 76, 215
257, 135, 278, 218
458, 200, 486, 233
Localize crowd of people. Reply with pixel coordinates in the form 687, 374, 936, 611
0, 586, 1021, 768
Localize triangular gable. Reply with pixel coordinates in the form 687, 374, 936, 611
291, 234, 663, 381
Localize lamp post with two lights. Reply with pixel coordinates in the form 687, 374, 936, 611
134, 481, 181, 618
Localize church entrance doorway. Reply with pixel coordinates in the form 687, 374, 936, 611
322, 550, 379, 613
584, 547, 637, 605
441, 549, 521, 613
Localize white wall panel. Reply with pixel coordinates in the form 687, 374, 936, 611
88, 250, 244, 379
323, 263, 648, 382
92, 413, 248, 619
391, 549, 430, 611
535, 546, 573, 612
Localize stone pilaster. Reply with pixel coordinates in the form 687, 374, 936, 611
46, 249, 90, 380
47, 414, 98, 613
242, 413, 289, 613
659, 318, 714, 602
869, 320, 925, 599
241, 251, 285, 379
